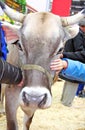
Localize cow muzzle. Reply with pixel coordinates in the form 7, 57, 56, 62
19, 87, 52, 109
22, 91, 47, 108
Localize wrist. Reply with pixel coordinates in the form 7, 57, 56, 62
62, 60, 68, 69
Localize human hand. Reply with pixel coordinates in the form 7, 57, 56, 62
50, 59, 68, 75
56, 53, 63, 59
17, 79, 24, 87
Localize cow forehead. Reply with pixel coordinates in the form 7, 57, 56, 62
18, 12, 65, 64
21, 12, 64, 40
23, 12, 61, 25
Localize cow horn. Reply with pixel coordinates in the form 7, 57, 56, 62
61, 9, 85, 26
0, 1, 25, 23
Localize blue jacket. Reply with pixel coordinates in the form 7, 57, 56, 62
59, 58, 85, 83
0, 22, 8, 60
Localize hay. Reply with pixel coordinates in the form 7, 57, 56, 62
0, 81, 85, 130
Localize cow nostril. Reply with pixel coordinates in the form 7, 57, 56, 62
22, 91, 29, 105
22, 91, 47, 107
38, 94, 47, 108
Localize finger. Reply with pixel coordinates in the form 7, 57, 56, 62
50, 65, 63, 71
50, 59, 62, 65
56, 70, 60, 75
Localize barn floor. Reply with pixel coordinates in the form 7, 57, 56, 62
0, 80, 85, 130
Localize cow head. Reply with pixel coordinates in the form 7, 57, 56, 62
0, 1, 85, 114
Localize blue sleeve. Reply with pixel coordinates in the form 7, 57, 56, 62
1, 30, 8, 60
61, 58, 85, 82
0, 22, 8, 60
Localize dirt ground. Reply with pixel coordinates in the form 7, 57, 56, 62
0, 80, 85, 130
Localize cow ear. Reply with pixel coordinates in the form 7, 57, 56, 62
1, 21, 21, 44
63, 24, 79, 43
2, 21, 21, 37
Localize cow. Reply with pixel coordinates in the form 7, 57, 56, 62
0, 1, 85, 130
0, 83, 5, 114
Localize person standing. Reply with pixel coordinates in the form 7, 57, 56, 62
0, 22, 23, 86
63, 18, 85, 98
50, 18, 85, 106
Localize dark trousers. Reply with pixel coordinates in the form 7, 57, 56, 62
76, 83, 84, 96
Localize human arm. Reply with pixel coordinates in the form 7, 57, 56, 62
63, 33, 85, 63
63, 51, 85, 63
50, 58, 85, 83
60, 58, 85, 83
0, 58, 23, 84
50, 58, 68, 74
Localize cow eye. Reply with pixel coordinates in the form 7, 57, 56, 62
12, 40, 23, 51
